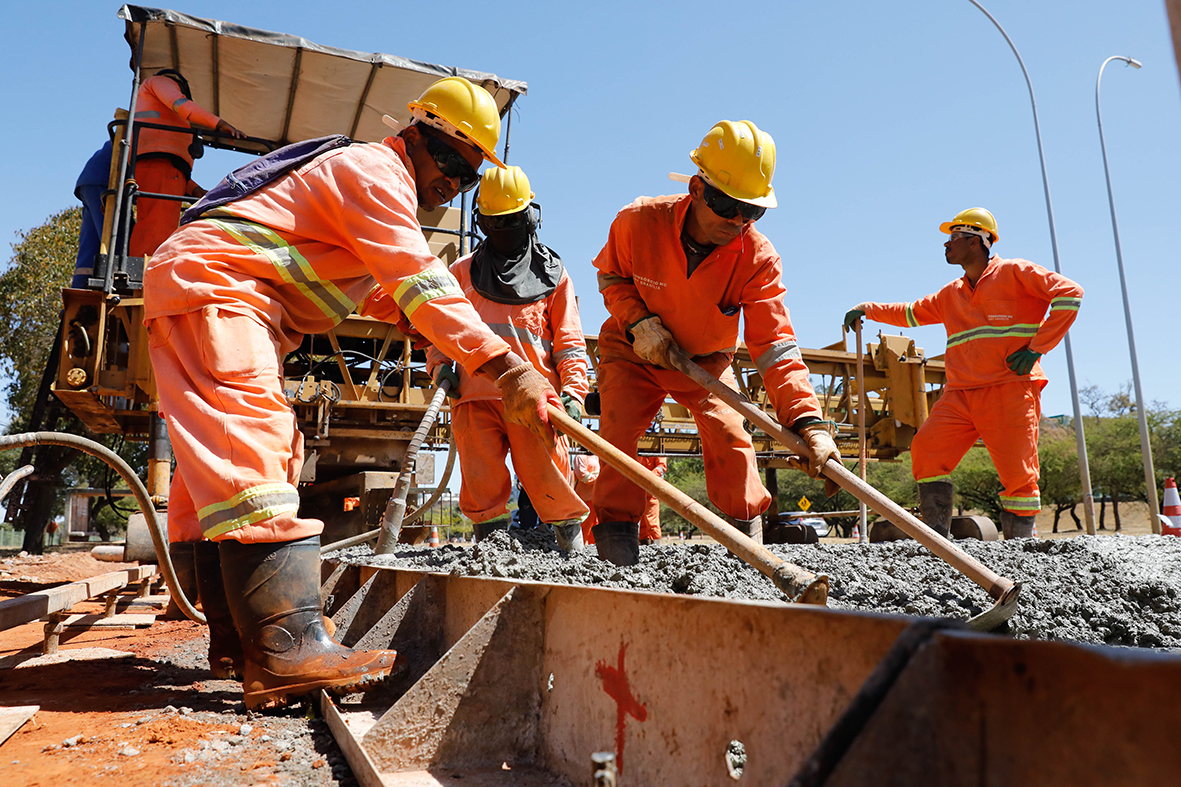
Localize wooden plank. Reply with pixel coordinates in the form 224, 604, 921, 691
0, 566, 156, 632
0, 705, 38, 747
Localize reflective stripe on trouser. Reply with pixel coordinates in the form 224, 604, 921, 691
146, 307, 323, 543
592, 358, 770, 524
129, 158, 186, 258
453, 399, 588, 525
911, 381, 1043, 515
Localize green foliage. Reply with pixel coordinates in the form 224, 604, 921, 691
950, 447, 1005, 519
0, 207, 79, 425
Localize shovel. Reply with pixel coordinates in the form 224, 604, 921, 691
545, 404, 830, 605
664, 346, 1021, 632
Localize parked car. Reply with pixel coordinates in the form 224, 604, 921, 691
786, 516, 829, 537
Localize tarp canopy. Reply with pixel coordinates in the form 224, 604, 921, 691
119, 5, 527, 153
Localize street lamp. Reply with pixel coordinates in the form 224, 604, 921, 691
1096, 56, 1158, 533
967, 0, 1098, 534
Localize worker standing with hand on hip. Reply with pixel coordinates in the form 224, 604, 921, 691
427, 165, 590, 550
143, 76, 562, 711
590, 119, 838, 566
843, 208, 1082, 540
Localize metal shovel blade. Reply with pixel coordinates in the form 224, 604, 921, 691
967, 580, 1022, 632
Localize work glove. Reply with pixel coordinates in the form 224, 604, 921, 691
434, 364, 461, 399
1006, 348, 1042, 376
629, 315, 677, 369
787, 420, 841, 480
843, 305, 867, 331
496, 362, 561, 449
560, 392, 582, 420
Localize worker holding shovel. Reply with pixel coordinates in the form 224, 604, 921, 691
589, 120, 839, 566
843, 208, 1083, 539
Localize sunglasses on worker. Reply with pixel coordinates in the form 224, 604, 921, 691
422, 130, 480, 193
701, 181, 766, 222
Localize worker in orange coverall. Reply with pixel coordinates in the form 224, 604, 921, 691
427, 165, 590, 550
638, 456, 668, 544
843, 207, 1082, 540
143, 77, 563, 712
128, 69, 244, 257
590, 120, 839, 566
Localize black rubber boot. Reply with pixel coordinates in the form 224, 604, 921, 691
592, 521, 640, 567
918, 481, 954, 538
1000, 511, 1037, 539
193, 540, 244, 680
219, 535, 400, 711
472, 517, 510, 542
160, 541, 199, 621
724, 514, 764, 545
551, 520, 585, 551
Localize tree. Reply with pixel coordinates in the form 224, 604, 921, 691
1038, 422, 1082, 532
950, 447, 1004, 520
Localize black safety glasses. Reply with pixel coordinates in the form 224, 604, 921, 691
423, 132, 480, 193
702, 181, 766, 222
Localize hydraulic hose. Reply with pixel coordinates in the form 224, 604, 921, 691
0, 432, 204, 623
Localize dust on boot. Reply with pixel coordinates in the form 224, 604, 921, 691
724, 514, 763, 545
1000, 510, 1036, 539
193, 540, 244, 680
551, 518, 585, 551
593, 521, 640, 567
918, 481, 954, 538
219, 535, 400, 711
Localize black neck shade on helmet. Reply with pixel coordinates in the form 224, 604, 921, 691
474, 203, 539, 257
155, 68, 193, 100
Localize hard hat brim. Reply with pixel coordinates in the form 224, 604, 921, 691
939, 220, 999, 242
690, 160, 778, 208
407, 102, 506, 168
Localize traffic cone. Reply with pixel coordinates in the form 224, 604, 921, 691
428, 526, 440, 547
1162, 478, 1181, 537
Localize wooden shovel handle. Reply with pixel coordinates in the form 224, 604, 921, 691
545, 403, 829, 605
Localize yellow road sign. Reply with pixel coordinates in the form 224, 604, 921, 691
798, 496, 811, 511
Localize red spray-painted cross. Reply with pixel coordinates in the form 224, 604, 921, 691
595, 641, 648, 772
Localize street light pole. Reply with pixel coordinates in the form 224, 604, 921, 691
1096, 55, 1158, 533
967, 0, 1097, 534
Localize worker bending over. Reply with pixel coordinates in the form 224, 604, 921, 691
143, 77, 561, 711
427, 165, 590, 550
128, 69, 243, 257
591, 120, 839, 566
844, 208, 1082, 539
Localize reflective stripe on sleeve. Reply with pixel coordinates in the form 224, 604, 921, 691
905, 304, 919, 328
487, 322, 552, 356
205, 217, 357, 322
1050, 296, 1081, 312
199, 483, 301, 539
754, 340, 803, 377
392, 269, 464, 320
597, 272, 632, 293
945, 323, 1040, 349
553, 345, 590, 364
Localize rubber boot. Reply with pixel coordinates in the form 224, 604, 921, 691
724, 514, 763, 545
472, 517, 509, 542
160, 541, 199, 621
1000, 511, 1036, 539
219, 535, 400, 711
592, 521, 640, 567
551, 520, 585, 552
918, 481, 954, 538
193, 540, 244, 680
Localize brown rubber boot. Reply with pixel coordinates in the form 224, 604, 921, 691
918, 481, 954, 538
219, 535, 400, 711
724, 514, 764, 545
161, 542, 199, 621
592, 521, 640, 566
1000, 511, 1037, 539
193, 540, 244, 680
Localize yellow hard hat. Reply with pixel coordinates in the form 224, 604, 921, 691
689, 120, 777, 209
939, 207, 999, 244
477, 165, 534, 216
407, 76, 506, 168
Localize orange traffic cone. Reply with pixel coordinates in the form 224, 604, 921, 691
428, 526, 440, 547
1162, 478, 1181, 537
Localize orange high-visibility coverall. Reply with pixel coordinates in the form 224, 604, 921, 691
860, 256, 1082, 514
129, 75, 226, 258
424, 255, 589, 525
144, 136, 513, 544
639, 456, 667, 541
592, 194, 822, 526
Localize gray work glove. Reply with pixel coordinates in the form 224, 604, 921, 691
560, 392, 582, 420
434, 364, 461, 398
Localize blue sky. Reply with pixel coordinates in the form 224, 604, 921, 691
1, 0, 1178, 428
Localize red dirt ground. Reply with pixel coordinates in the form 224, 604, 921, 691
0, 549, 352, 787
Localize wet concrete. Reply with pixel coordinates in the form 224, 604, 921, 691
328, 530, 1181, 649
